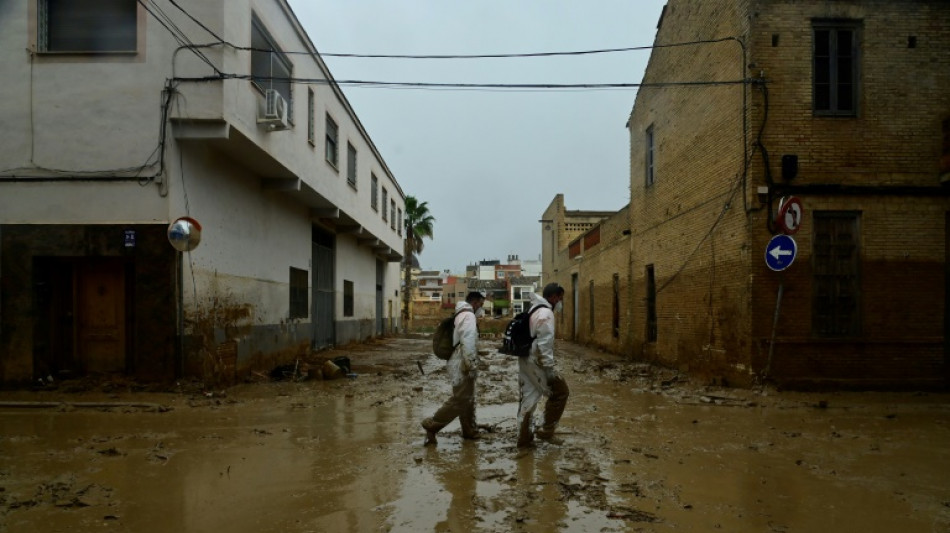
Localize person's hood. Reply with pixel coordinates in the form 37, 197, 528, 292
455, 301, 474, 313
528, 292, 548, 307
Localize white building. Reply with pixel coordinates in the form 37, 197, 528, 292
0, 0, 405, 383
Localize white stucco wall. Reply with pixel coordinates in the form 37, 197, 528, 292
1, 0, 405, 362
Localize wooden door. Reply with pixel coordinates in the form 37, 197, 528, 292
77, 259, 126, 373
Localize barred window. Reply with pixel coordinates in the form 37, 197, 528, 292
812, 212, 861, 336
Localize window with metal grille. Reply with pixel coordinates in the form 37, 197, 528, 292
343, 280, 354, 317
251, 16, 292, 110
812, 211, 861, 336
382, 188, 388, 222
38, 0, 137, 53
390, 200, 396, 230
289, 267, 308, 319
347, 142, 357, 188
813, 21, 860, 116
646, 265, 657, 342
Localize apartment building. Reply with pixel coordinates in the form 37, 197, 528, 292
0, 0, 405, 384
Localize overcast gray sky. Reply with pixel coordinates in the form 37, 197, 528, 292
287, 1, 667, 274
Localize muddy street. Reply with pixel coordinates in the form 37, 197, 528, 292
1, 337, 949, 532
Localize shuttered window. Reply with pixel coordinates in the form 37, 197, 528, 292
371, 174, 379, 211
325, 115, 338, 167
39, 0, 137, 53
347, 142, 357, 188
812, 212, 861, 336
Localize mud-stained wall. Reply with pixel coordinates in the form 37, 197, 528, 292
750, 197, 947, 388
624, 0, 950, 388
182, 269, 311, 384
0, 224, 176, 384
627, 0, 764, 387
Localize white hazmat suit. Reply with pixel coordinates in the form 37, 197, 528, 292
517, 292, 570, 447
422, 300, 481, 443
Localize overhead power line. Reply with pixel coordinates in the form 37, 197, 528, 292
175, 74, 752, 91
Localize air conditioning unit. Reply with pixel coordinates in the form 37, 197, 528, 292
258, 89, 289, 130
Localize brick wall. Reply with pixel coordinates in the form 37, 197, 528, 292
625, 0, 950, 388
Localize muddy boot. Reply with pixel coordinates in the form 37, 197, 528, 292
421, 418, 441, 446
535, 424, 564, 445
516, 416, 535, 448
461, 418, 480, 440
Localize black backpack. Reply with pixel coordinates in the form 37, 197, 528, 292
499, 305, 546, 357
432, 309, 473, 360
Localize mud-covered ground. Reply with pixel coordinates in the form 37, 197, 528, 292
1, 337, 949, 532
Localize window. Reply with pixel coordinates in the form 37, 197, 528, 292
371, 174, 379, 211
589, 280, 595, 334
813, 21, 860, 116
347, 142, 357, 188
612, 274, 620, 338
813, 212, 861, 336
307, 88, 315, 144
325, 114, 338, 168
289, 267, 308, 319
645, 124, 655, 186
646, 265, 657, 342
397, 208, 403, 236
390, 199, 396, 230
382, 188, 388, 222
251, 15, 292, 110
37, 0, 138, 53
343, 280, 354, 317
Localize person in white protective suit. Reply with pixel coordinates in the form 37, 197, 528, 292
422, 291, 486, 445
517, 283, 570, 448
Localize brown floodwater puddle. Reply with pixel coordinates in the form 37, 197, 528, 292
1, 340, 948, 532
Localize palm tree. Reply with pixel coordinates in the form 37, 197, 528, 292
403, 196, 435, 331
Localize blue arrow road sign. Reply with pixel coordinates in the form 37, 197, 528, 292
765, 234, 797, 271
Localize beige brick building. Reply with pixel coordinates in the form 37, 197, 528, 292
545, 0, 950, 389
542, 195, 632, 354
623, 0, 950, 388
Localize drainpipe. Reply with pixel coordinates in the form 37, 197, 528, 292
176, 251, 184, 379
